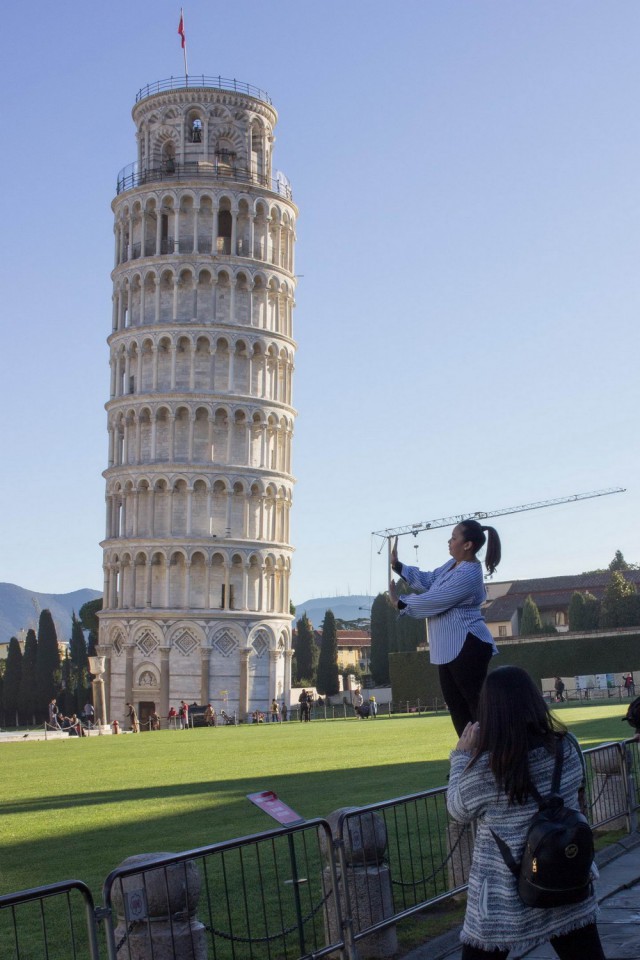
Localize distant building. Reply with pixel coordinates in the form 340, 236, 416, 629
311, 628, 371, 674
484, 571, 640, 638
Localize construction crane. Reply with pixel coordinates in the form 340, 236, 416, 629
372, 487, 626, 566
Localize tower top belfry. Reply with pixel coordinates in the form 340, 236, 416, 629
117, 76, 292, 204
98, 75, 298, 726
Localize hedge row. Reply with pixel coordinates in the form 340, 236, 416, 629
389, 630, 640, 703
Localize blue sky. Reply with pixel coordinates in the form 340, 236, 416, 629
0, 1, 638, 605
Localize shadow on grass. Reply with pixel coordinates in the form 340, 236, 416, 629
0, 755, 451, 894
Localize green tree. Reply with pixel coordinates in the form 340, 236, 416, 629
370, 593, 391, 684
568, 592, 585, 632
35, 609, 61, 711
79, 598, 102, 667
582, 592, 601, 630
59, 649, 75, 715
609, 550, 630, 572
69, 612, 90, 709
293, 615, 317, 684
599, 572, 640, 629
0, 658, 6, 725
4, 637, 23, 726
568, 591, 600, 631
519, 595, 544, 636
316, 610, 340, 696
18, 628, 38, 724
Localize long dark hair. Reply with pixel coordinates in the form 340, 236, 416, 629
469, 665, 566, 805
459, 519, 501, 575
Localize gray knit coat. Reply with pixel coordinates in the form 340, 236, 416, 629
447, 735, 598, 955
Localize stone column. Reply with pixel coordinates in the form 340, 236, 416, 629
110, 853, 206, 960
269, 649, 280, 702
239, 649, 251, 719
323, 808, 397, 960
160, 647, 171, 719
283, 649, 293, 704
125, 646, 134, 706
200, 648, 210, 705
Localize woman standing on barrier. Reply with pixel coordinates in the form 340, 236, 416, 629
447, 666, 604, 960
388, 520, 500, 735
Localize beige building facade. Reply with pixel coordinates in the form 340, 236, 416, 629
97, 77, 297, 724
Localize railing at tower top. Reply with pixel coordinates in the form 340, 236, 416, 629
116, 160, 293, 199
135, 75, 272, 105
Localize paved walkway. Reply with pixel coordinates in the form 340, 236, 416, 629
403, 833, 640, 960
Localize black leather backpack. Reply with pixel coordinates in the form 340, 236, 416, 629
491, 737, 594, 908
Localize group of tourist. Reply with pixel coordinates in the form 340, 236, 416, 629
47, 698, 94, 735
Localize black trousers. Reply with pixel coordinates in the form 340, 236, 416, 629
438, 633, 493, 736
460, 921, 606, 959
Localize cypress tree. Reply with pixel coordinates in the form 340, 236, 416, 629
79, 598, 102, 674
370, 593, 391, 684
583, 592, 600, 630
293, 614, 316, 684
18, 628, 38, 724
317, 610, 340, 696
0, 659, 5, 726
520, 595, 544, 636
600, 572, 639, 629
4, 637, 23, 726
69, 612, 90, 708
35, 609, 61, 713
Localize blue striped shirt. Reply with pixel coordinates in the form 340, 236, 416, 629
397, 559, 497, 665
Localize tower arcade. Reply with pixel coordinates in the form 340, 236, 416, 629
97, 77, 297, 723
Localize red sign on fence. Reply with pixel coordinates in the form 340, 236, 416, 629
247, 791, 305, 825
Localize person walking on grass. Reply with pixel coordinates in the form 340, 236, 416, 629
126, 702, 139, 733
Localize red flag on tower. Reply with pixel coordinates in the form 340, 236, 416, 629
178, 10, 186, 49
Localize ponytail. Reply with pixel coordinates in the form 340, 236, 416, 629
459, 520, 502, 576
481, 525, 501, 576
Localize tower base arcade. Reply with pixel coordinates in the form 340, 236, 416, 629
99, 611, 292, 725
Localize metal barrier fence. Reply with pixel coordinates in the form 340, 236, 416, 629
101, 819, 346, 960
0, 880, 101, 960
2, 738, 639, 960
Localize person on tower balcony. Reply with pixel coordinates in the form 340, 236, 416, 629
389, 520, 502, 737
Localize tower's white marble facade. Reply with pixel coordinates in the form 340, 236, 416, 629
97, 77, 297, 724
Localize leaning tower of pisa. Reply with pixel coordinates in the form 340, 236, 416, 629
97, 76, 297, 725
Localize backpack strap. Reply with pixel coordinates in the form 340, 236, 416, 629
490, 736, 565, 876
550, 734, 565, 794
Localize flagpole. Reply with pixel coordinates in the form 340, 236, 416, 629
183, 11, 188, 81
179, 8, 188, 82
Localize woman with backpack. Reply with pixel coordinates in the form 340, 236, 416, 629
447, 666, 604, 959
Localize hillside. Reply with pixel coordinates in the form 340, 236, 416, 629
0, 584, 375, 646
293, 595, 375, 627
0, 583, 102, 646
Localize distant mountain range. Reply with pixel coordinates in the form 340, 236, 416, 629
293, 595, 375, 627
0, 583, 102, 647
0, 583, 373, 647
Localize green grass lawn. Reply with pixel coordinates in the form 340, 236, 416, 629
0, 704, 630, 900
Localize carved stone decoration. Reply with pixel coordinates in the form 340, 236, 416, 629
112, 631, 125, 657
212, 629, 239, 658
173, 629, 200, 657
136, 631, 159, 657
138, 669, 158, 687
251, 630, 270, 658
